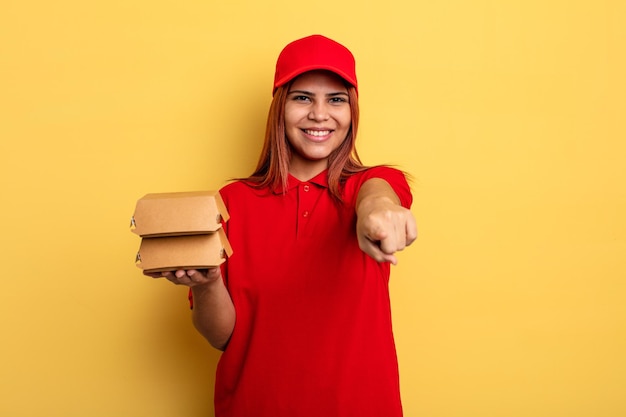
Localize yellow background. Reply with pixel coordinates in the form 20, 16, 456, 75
1, 1, 624, 416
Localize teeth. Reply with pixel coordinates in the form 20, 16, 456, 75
305, 130, 331, 137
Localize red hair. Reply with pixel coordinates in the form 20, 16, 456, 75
244, 81, 367, 201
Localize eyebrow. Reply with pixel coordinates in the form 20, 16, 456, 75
288, 89, 349, 97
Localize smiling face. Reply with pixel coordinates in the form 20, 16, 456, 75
284, 70, 352, 181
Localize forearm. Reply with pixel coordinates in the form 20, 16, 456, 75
356, 178, 401, 213
191, 278, 236, 351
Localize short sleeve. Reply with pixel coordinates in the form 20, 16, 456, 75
347, 166, 413, 209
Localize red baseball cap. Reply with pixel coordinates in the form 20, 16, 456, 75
273, 34, 357, 96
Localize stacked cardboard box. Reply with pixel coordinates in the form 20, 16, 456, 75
130, 191, 232, 274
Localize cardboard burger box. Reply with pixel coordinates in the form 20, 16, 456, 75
136, 229, 233, 273
130, 190, 233, 273
131, 191, 229, 237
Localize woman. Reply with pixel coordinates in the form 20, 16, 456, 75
152, 34, 417, 417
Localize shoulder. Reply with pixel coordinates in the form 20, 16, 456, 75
219, 180, 247, 195
343, 166, 413, 208
219, 180, 269, 205
348, 166, 408, 185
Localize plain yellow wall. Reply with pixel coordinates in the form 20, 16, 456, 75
1, 1, 624, 416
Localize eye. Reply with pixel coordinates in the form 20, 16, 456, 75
291, 95, 311, 102
329, 96, 348, 104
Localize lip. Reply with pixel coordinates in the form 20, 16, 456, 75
301, 128, 333, 141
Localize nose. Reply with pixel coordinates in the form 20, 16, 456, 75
308, 101, 330, 121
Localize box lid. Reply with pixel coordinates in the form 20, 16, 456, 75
136, 228, 233, 273
131, 190, 229, 237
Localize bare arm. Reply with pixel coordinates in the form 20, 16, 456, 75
146, 268, 235, 351
356, 178, 417, 264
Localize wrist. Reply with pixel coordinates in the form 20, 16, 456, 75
357, 194, 395, 215
191, 276, 222, 296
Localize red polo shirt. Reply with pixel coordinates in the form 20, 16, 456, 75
213, 166, 411, 417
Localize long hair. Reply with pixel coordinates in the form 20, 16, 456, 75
244, 81, 367, 201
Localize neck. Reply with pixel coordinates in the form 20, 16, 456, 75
288, 158, 328, 182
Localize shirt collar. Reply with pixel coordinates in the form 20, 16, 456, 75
272, 169, 329, 194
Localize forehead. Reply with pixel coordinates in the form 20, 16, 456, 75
289, 70, 349, 92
